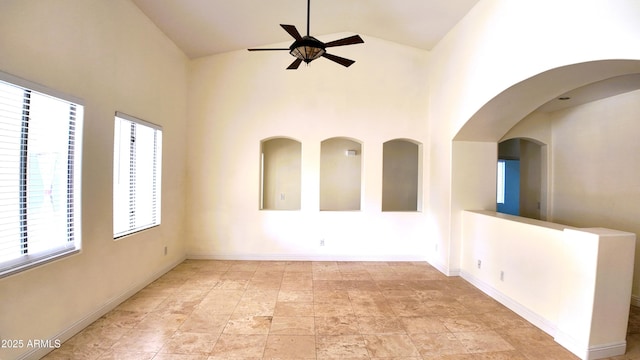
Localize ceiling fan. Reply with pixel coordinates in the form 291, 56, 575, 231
248, 0, 364, 69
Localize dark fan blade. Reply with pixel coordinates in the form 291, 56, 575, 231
324, 35, 364, 48
287, 58, 303, 70
280, 24, 302, 40
247, 48, 290, 51
322, 53, 355, 67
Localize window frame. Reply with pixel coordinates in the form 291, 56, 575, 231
113, 111, 162, 239
0, 71, 83, 278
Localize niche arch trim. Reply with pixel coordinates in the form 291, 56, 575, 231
261, 135, 302, 143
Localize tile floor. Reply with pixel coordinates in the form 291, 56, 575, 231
42, 260, 640, 359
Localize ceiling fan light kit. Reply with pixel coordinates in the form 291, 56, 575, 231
290, 37, 325, 62
248, 0, 364, 69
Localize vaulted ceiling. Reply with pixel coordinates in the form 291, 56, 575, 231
131, 0, 640, 113
131, 0, 480, 59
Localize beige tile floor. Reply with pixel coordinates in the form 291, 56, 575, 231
42, 260, 640, 360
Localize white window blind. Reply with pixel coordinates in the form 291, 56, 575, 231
0, 72, 83, 278
113, 112, 162, 238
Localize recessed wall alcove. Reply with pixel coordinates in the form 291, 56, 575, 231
320, 137, 362, 211
382, 138, 422, 212
260, 137, 301, 210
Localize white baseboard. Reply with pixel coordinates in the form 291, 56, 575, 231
187, 253, 427, 262
447, 268, 461, 277
22, 256, 185, 360
459, 270, 557, 336
188, 253, 460, 277
425, 258, 461, 277
553, 330, 586, 359
461, 270, 632, 360
555, 330, 626, 360
426, 258, 449, 275
587, 341, 627, 360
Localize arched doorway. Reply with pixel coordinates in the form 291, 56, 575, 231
450, 59, 640, 298
497, 138, 545, 220
452, 60, 640, 220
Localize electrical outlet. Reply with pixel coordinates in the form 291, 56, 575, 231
477, 259, 482, 269
320, 239, 325, 246
164, 246, 168, 256
435, 244, 438, 252
500, 271, 504, 281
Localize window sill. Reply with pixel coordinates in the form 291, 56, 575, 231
0, 247, 81, 279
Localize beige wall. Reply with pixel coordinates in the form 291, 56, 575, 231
549, 89, 640, 295
185, 35, 431, 260
0, 1, 188, 359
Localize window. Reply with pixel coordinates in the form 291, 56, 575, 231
497, 160, 506, 204
0, 72, 83, 278
113, 112, 162, 238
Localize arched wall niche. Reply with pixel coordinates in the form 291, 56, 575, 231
382, 138, 423, 212
320, 137, 362, 211
260, 136, 302, 210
